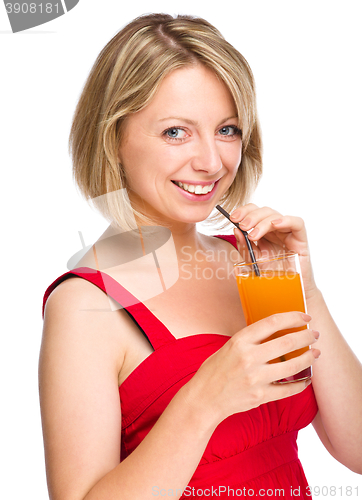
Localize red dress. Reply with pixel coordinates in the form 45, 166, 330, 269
42, 235, 318, 499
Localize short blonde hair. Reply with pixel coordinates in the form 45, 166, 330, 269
69, 13, 262, 230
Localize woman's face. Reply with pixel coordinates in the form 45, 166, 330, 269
118, 64, 242, 227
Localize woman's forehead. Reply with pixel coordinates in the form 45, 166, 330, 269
133, 65, 238, 124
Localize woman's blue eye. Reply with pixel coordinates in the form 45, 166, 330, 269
163, 125, 241, 141
167, 128, 180, 138
164, 127, 188, 141
219, 126, 240, 136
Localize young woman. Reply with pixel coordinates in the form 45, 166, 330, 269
39, 13, 362, 500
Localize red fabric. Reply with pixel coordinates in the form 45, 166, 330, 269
42, 235, 318, 499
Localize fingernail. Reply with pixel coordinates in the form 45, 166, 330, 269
230, 210, 240, 220
312, 330, 320, 340
248, 228, 259, 239
271, 219, 283, 225
301, 313, 312, 322
312, 349, 321, 359
305, 379, 312, 388
239, 217, 251, 228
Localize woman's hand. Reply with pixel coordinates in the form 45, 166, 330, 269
230, 204, 318, 299
227, 204, 362, 474
190, 311, 320, 425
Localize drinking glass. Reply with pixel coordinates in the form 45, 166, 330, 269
234, 252, 312, 383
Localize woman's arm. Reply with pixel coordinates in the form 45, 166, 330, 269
307, 289, 362, 474
40, 275, 317, 500
40, 277, 223, 500
39, 278, 125, 500
231, 205, 362, 474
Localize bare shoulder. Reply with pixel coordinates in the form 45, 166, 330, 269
39, 276, 131, 500
44, 275, 112, 314
43, 277, 127, 368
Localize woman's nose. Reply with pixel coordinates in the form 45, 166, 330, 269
190, 136, 223, 175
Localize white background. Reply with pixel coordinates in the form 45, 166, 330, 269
1, 1, 361, 498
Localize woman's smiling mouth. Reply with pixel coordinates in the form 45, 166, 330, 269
171, 179, 220, 200
172, 180, 215, 194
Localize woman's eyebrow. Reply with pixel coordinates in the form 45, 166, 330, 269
158, 116, 198, 125
158, 115, 238, 126
218, 116, 238, 125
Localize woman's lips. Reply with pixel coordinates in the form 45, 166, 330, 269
171, 179, 219, 201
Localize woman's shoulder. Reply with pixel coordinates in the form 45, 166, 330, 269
42, 269, 137, 346
43, 271, 109, 318
42, 269, 139, 341
41, 271, 133, 376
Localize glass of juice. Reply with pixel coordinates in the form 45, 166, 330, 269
234, 251, 311, 383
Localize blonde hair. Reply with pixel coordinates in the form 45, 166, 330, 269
69, 13, 262, 230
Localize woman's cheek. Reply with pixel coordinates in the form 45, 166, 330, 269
163, 143, 193, 163
220, 140, 242, 169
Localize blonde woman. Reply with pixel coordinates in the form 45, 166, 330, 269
39, 13, 362, 500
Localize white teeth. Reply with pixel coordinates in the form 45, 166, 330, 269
175, 181, 215, 194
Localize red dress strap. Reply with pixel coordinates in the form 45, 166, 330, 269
213, 234, 238, 250
42, 235, 237, 350
42, 267, 176, 351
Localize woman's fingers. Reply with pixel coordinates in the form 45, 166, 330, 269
264, 377, 313, 403
233, 227, 259, 259
232, 314, 317, 387
241, 213, 305, 244
230, 203, 274, 223
248, 214, 289, 241
196, 311, 318, 417
261, 328, 319, 363
267, 347, 319, 384
230, 205, 308, 253
270, 215, 306, 234
235, 311, 312, 345
231, 205, 280, 232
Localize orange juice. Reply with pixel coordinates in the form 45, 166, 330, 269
236, 270, 309, 363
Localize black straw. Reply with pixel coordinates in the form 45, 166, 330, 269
215, 205, 261, 277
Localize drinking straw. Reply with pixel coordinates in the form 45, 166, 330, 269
215, 205, 261, 277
